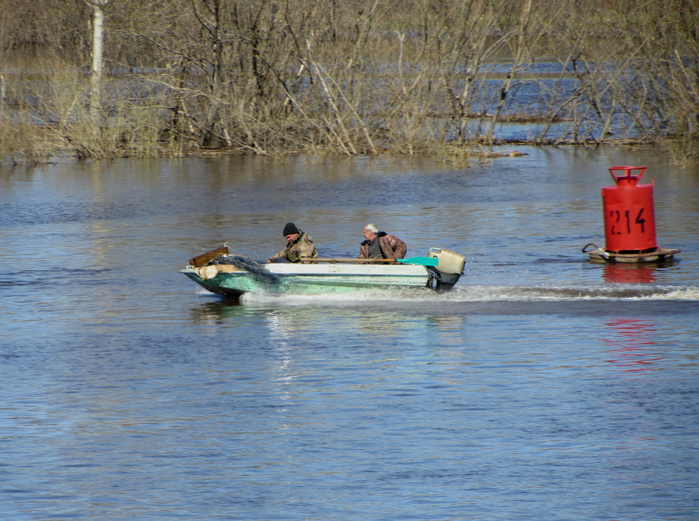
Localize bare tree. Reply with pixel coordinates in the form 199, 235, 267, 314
2, 0, 699, 162
88, 0, 108, 130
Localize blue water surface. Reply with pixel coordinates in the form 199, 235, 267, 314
1, 147, 698, 520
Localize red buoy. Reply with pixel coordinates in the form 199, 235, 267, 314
602, 166, 657, 253
582, 166, 680, 264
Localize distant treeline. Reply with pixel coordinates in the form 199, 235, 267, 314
1, 0, 698, 163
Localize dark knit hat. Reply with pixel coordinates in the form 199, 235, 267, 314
282, 222, 299, 236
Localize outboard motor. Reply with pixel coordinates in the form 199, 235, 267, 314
427, 248, 466, 291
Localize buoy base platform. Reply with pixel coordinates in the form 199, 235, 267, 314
582, 243, 680, 264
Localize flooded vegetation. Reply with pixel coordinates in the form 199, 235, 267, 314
1, 0, 698, 164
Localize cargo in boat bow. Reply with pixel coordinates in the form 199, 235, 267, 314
182, 246, 465, 297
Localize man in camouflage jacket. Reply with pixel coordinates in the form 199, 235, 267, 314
269, 222, 318, 263
357, 223, 407, 260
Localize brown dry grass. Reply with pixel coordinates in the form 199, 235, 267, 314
1, 0, 698, 164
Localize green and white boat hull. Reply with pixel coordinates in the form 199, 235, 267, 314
182, 262, 432, 297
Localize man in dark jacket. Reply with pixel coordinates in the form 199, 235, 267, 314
357, 223, 407, 260
269, 222, 318, 263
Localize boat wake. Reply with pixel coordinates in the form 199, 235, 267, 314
451, 284, 699, 301
239, 283, 699, 304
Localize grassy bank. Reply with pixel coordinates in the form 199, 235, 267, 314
1, 0, 698, 165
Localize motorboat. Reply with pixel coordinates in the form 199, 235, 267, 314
182, 246, 465, 297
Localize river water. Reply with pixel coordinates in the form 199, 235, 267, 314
1, 147, 698, 520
